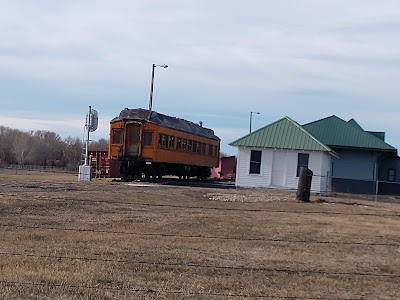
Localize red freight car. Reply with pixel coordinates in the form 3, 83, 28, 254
88, 151, 110, 178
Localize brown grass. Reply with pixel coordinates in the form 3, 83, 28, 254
1, 170, 400, 299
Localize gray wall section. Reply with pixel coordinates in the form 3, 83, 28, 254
378, 182, 400, 195
331, 178, 375, 194
330, 148, 400, 195
331, 149, 375, 180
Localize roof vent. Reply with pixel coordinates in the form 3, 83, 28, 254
199, 121, 203, 127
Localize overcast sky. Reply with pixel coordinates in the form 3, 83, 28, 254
1, 0, 400, 154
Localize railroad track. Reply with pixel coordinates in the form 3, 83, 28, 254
115, 177, 236, 189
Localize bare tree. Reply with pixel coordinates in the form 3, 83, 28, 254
63, 136, 83, 170
0, 124, 108, 168
89, 138, 109, 151
12, 131, 32, 165
27, 130, 64, 166
0, 126, 17, 164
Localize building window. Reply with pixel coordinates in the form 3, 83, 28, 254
169, 136, 175, 149
388, 168, 396, 182
297, 153, 309, 177
143, 132, 153, 146
249, 150, 262, 174
112, 130, 122, 144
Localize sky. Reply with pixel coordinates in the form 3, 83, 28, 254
1, 0, 400, 155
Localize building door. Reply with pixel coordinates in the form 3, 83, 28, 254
125, 123, 141, 156
271, 151, 286, 187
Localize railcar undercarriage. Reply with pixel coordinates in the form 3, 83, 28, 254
119, 156, 211, 180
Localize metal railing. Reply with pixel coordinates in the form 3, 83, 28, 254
306, 172, 400, 202
0, 164, 79, 174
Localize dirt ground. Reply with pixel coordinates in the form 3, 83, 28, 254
0, 169, 400, 299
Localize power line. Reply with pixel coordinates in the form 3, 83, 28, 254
0, 280, 373, 300
1, 224, 398, 247
5, 196, 400, 218
1, 252, 399, 279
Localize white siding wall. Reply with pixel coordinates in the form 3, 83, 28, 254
271, 151, 287, 186
235, 147, 273, 188
235, 147, 332, 193
320, 153, 332, 193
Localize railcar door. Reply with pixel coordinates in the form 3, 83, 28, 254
125, 122, 142, 156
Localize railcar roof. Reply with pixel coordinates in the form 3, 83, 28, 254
111, 108, 220, 141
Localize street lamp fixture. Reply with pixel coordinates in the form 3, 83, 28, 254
149, 63, 168, 112
250, 111, 260, 133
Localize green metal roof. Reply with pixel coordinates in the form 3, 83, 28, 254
303, 115, 397, 153
229, 117, 334, 153
367, 131, 385, 141
347, 118, 363, 130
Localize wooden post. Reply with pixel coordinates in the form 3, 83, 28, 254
296, 166, 307, 201
303, 169, 313, 202
297, 167, 313, 202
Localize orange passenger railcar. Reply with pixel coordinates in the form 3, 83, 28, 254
108, 108, 220, 179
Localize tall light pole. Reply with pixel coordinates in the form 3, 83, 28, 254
149, 63, 168, 112
250, 111, 260, 133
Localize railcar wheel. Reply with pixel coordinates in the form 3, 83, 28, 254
157, 164, 166, 179
149, 164, 157, 179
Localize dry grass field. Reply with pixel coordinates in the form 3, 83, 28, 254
0, 170, 400, 299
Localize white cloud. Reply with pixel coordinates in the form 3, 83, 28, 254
0, 113, 111, 141
0, 0, 400, 151
214, 127, 249, 155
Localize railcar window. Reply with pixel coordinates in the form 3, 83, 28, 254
201, 143, 206, 154
182, 139, 187, 150
143, 132, 153, 146
196, 142, 200, 153
158, 134, 168, 148
158, 134, 162, 147
192, 141, 197, 153
214, 146, 218, 157
177, 138, 182, 150
169, 136, 175, 149
208, 144, 213, 156
112, 130, 122, 144
188, 140, 193, 151
162, 135, 168, 148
